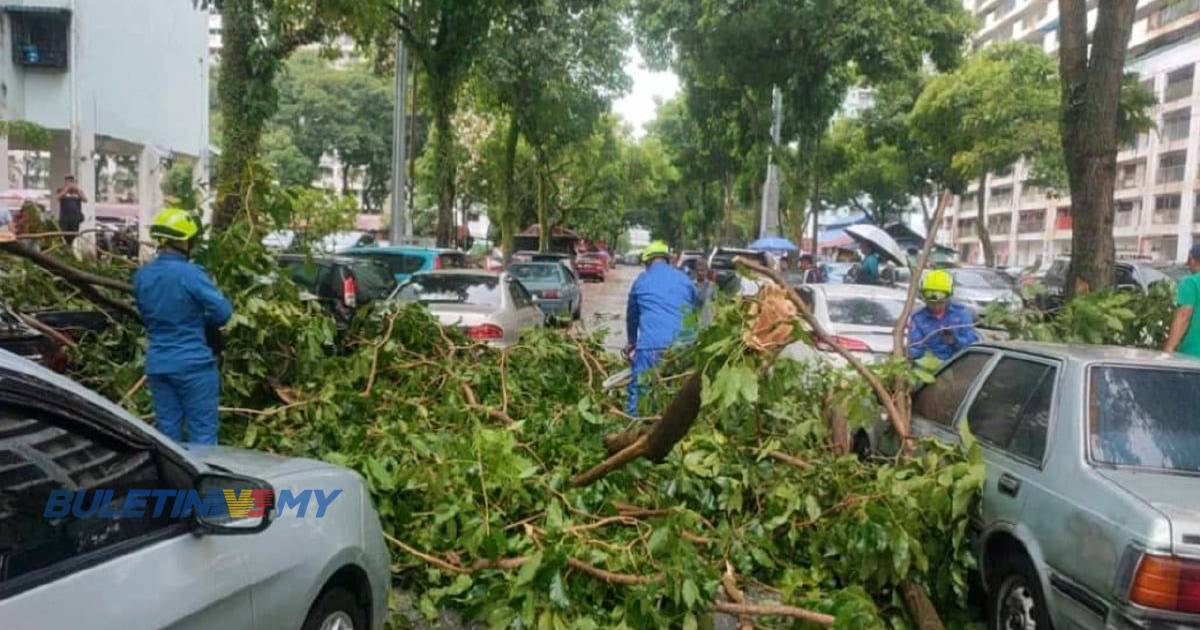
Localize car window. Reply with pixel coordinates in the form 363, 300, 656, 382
562, 265, 578, 284
1089, 366, 1200, 473
396, 275, 502, 308
966, 358, 1056, 462
0, 401, 186, 586
827, 297, 906, 327
349, 252, 424, 276
438, 253, 466, 269
912, 351, 992, 427
317, 265, 341, 300
951, 269, 1013, 289
349, 262, 397, 301
508, 279, 534, 308
508, 264, 560, 282
1115, 265, 1136, 287
284, 261, 319, 290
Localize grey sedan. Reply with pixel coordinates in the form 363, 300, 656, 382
0, 350, 390, 630
900, 342, 1200, 630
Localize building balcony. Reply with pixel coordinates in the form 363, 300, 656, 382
1129, 3, 1200, 57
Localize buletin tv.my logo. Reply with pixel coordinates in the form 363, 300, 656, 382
43, 488, 342, 519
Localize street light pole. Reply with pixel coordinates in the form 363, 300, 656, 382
389, 33, 409, 245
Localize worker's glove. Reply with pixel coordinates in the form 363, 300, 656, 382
624, 344, 635, 362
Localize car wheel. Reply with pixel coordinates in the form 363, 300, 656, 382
572, 300, 582, 321
988, 553, 1053, 630
302, 587, 367, 630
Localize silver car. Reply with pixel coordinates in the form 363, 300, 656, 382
0, 350, 390, 630
904, 342, 1200, 630
393, 269, 544, 347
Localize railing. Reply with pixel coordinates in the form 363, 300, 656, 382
1157, 164, 1186, 184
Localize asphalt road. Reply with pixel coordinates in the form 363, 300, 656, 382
578, 264, 638, 352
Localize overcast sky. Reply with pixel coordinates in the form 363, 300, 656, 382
613, 49, 679, 139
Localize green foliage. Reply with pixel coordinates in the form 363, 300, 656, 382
0, 120, 52, 149
982, 283, 1175, 348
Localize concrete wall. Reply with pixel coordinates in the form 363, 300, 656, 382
3, 0, 208, 157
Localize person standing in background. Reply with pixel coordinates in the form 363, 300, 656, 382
1164, 244, 1200, 358
54, 174, 86, 246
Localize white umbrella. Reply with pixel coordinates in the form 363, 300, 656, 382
844, 224, 907, 266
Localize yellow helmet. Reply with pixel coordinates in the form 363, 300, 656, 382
641, 240, 670, 263
150, 208, 199, 242
921, 269, 954, 303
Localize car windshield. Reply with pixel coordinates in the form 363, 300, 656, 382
1089, 366, 1200, 473
952, 269, 1013, 289
827, 296, 907, 327
396, 275, 501, 307
508, 264, 561, 283
351, 262, 397, 299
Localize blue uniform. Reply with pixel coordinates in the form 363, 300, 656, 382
626, 260, 697, 415
907, 302, 979, 361
133, 251, 233, 444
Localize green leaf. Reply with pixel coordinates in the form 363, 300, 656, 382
804, 495, 822, 521
682, 578, 700, 607
516, 551, 543, 587
549, 571, 571, 609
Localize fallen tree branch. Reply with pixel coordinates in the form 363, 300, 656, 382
901, 581, 946, 630
1, 241, 133, 292
119, 375, 147, 405
15, 312, 77, 349
722, 562, 755, 630
565, 558, 663, 585
712, 602, 834, 626
768, 451, 812, 470
734, 256, 907, 442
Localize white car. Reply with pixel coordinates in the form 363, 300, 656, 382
392, 270, 545, 347
780, 283, 911, 364
0, 350, 390, 630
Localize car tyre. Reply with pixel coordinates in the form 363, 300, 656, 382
572, 300, 582, 321
302, 586, 367, 630
988, 552, 1053, 630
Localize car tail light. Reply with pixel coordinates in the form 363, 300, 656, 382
342, 274, 357, 308
434, 256, 442, 270
816, 335, 871, 352
1130, 554, 1200, 614
466, 324, 504, 340
541, 290, 561, 299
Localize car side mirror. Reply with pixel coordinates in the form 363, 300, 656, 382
191, 471, 273, 535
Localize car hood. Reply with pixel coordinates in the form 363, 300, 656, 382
1097, 468, 1200, 556
191, 445, 337, 482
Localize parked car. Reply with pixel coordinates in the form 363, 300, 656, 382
574, 252, 607, 281
506, 262, 582, 322
709, 248, 773, 296
823, 261, 856, 284
871, 342, 1200, 630
277, 254, 397, 325
1040, 258, 1175, 310
929, 266, 1022, 319
0, 349, 390, 629
0, 305, 59, 370
392, 270, 545, 346
780, 284, 911, 364
342, 246, 469, 283
511, 250, 574, 271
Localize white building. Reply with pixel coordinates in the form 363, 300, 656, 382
947, 0, 1200, 265
0, 0, 209, 252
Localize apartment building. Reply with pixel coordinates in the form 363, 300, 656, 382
945, 0, 1200, 265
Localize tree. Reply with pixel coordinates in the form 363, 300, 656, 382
909, 43, 1060, 267
200, 0, 343, 231
261, 127, 316, 187
473, 0, 630, 253
822, 118, 915, 226
1058, 0, 1138, 294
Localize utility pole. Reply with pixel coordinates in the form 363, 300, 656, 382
388, 33, 409, 245
759, 85, 782, 239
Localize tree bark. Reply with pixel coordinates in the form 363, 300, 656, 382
430, 83, 458, 248
536, 158, 549, 253
213, 0, 265, 231
500, 116, 520, 263
1058, 0, 1138, 295
975, 172, 995, 267
811, 134, 822, 256
722, 173, 735, 245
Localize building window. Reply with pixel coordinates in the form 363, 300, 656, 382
988, 215, 1012, 233
1154, 194, 1182, 224
989, 186, 1013, 208
1142, 77, 1159, 104
1018, 209, 1046, 233
1166, 65, 1196, 102
9, 9, 71, 69
1162, 108, 1191, 142
1151, 0, 1200, 29
1116, 199, 1142, 227
1157, 151, 1188, 183
1055, 206, 1072, 230
959, 218, 977, 233
1118, 161, 1144, 189
1021, 184, 1043, 201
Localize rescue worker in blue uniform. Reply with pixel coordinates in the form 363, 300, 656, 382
907, 269, 979, 361
134, 209, 233, 445
625, 241, 697, 415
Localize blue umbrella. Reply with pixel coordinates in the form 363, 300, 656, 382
749, 236, 798, 252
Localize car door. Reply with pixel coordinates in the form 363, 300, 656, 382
0, 390, 253, 630
560, 265, 580, 312
957, 353, 1059, 537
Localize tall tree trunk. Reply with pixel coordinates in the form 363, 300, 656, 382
976, 172, 995, 267
430, 83, 458, 248
1059, 0, 1137, 295
918, 193, 933, 233
536, 158, 549, 252
500, 116, 520, 262
810, 135, 821, 256
408, 56, 419, 221
721, 173, 734, 245
214, 0, 271, 231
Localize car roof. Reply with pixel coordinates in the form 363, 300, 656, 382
976, 340, 1200, 368
276, 253, 361, 265
713, 247, 765, 255
808, 284, 910, 299
410, 269, 501, 278
344, 246, 462, 255
508, 261, 562, 267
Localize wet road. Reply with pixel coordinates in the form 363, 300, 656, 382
578, 264, 637, 352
